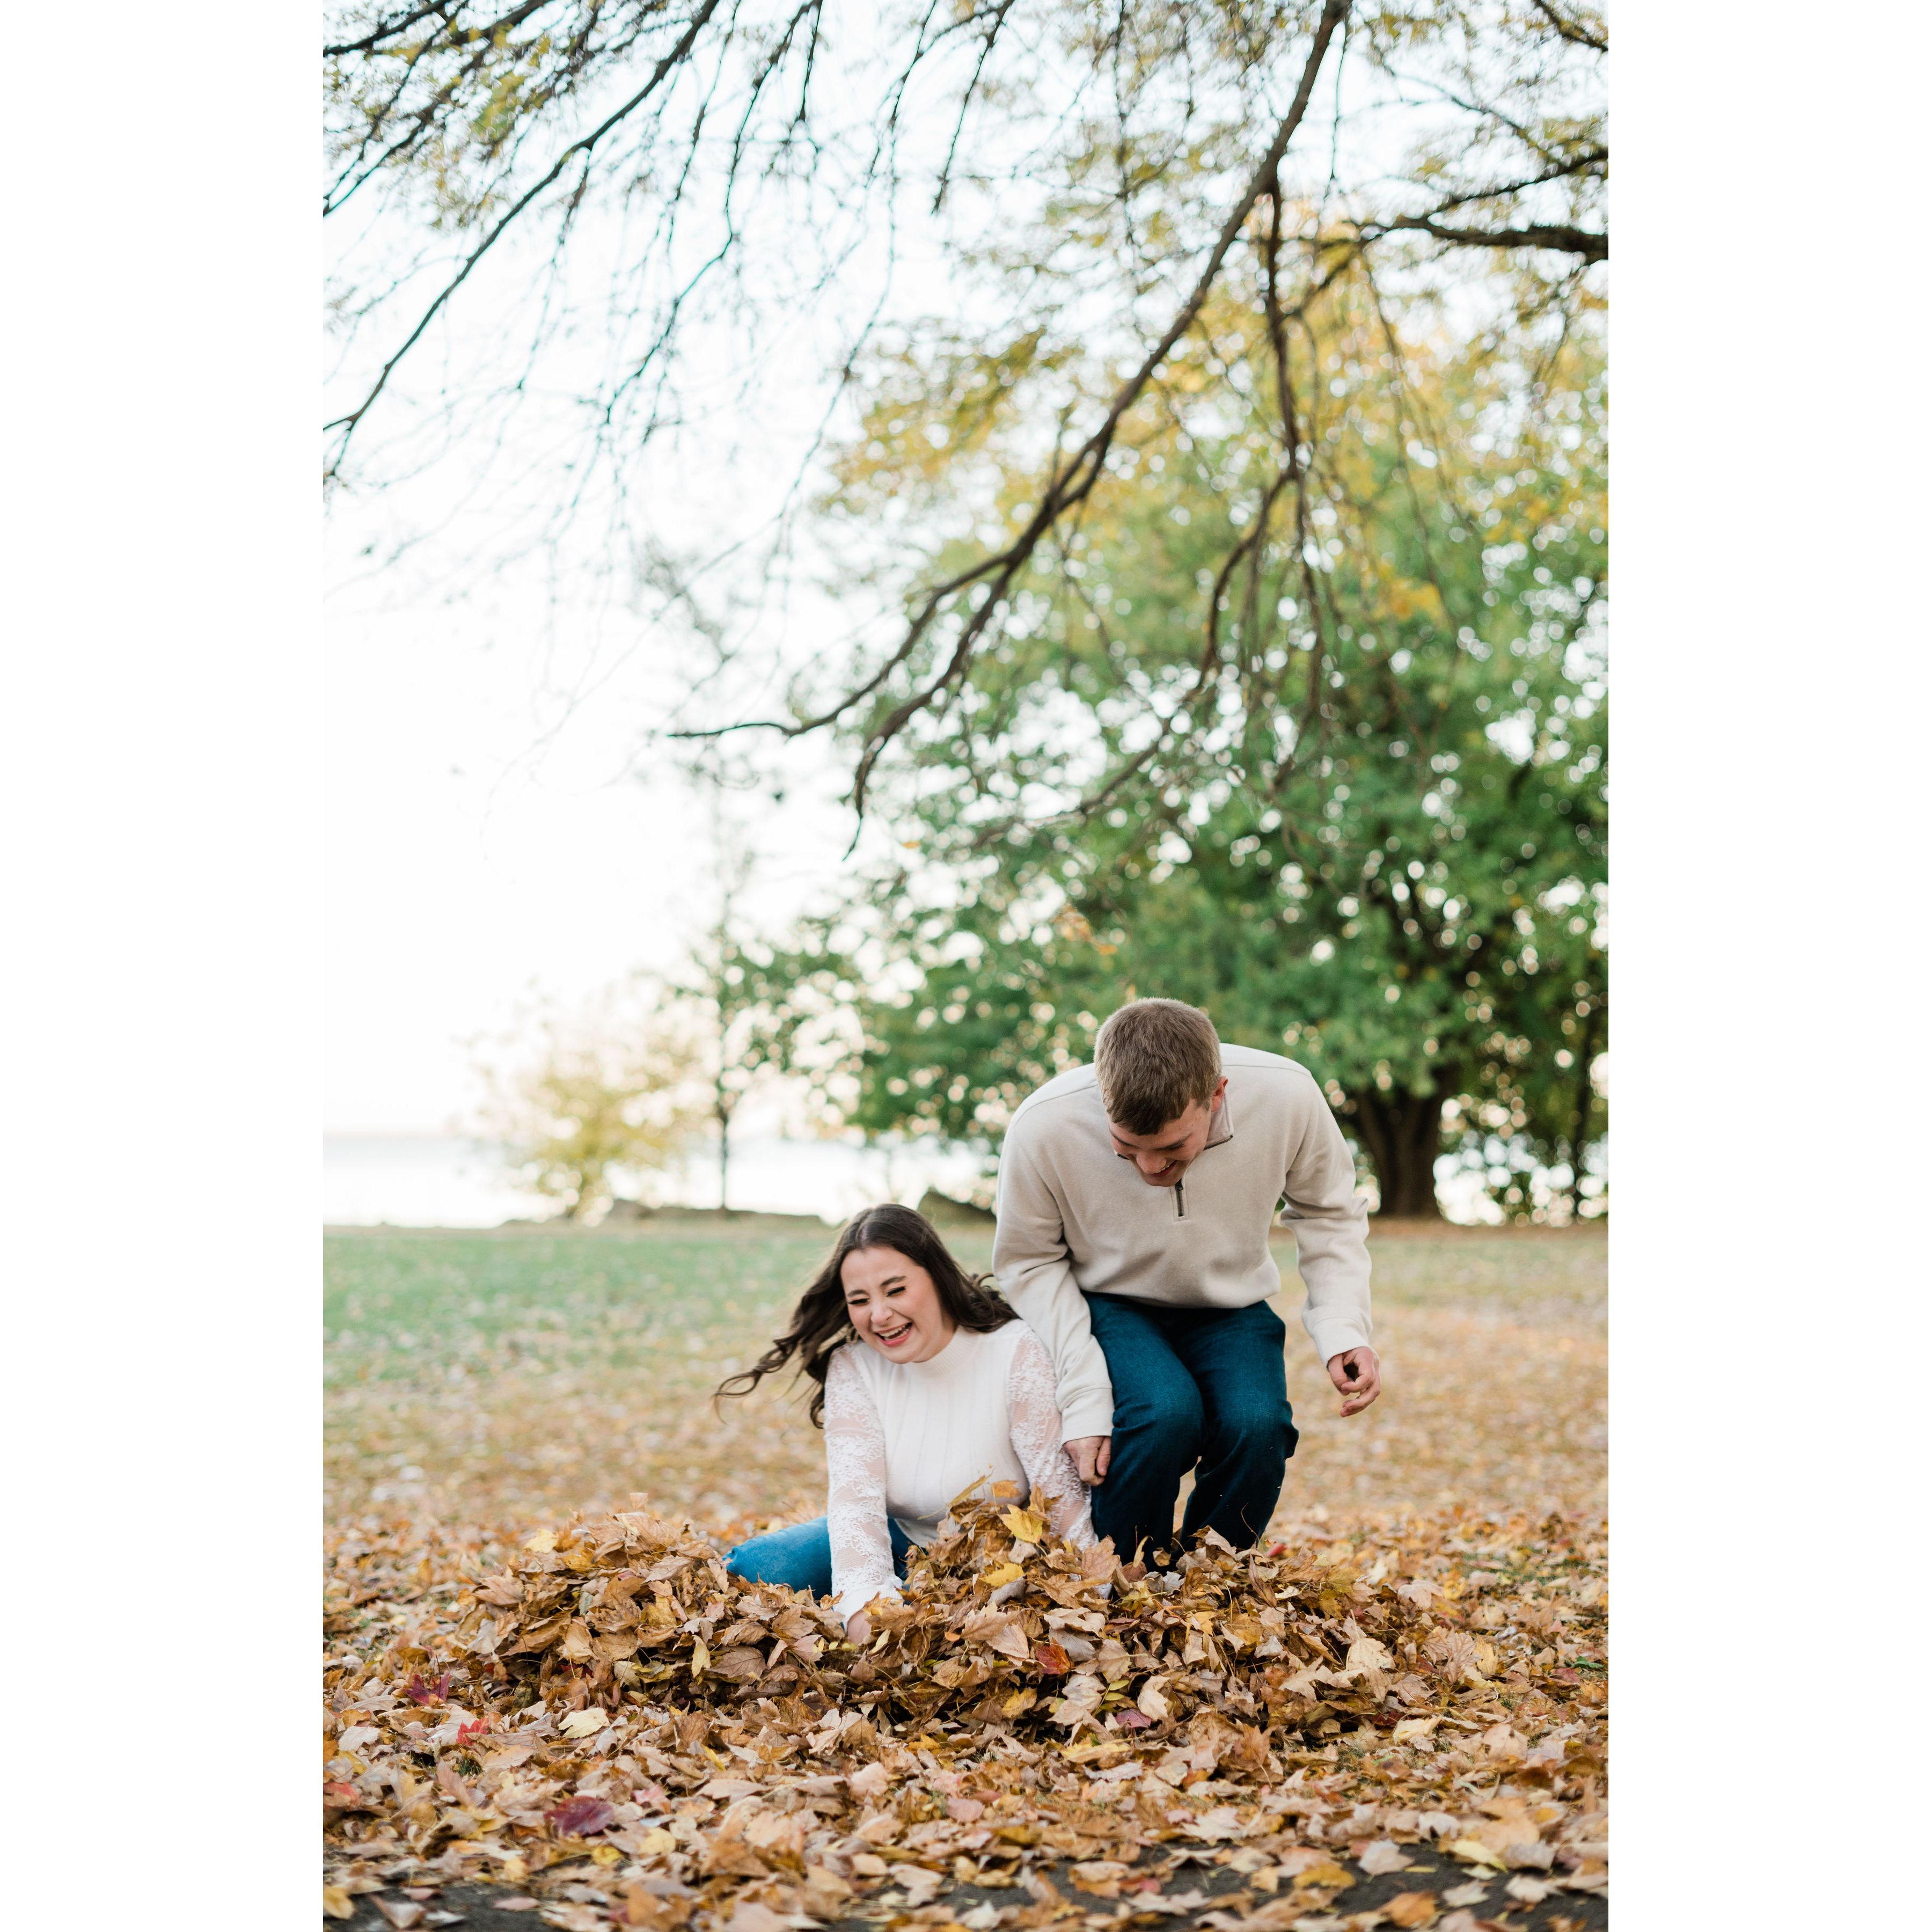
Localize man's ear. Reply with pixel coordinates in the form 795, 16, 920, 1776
1210, 1074, 1230, 1108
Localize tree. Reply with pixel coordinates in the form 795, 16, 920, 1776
326, 2, 1606, 808
673, 795, 771, 1213
765, 265, 1605, 1217
475, 991, 706, 1218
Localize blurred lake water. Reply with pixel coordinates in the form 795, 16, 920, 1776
323, 1131, 1556, 1227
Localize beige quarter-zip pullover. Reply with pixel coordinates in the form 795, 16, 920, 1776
991, 1043, 1373, 1441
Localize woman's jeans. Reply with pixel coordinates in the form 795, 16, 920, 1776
1083, 1292, 1298, 1563
725, 1514, 913, 1599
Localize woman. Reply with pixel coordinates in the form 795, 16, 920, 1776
718, 1203, 1094, 1638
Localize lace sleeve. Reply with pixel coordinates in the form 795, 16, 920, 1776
824, 1346, 902, 1620
1006, 1329, 1096, 1549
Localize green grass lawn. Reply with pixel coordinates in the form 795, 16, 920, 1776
326, 1222, 869, 1386
325, 1219, 1605, 1540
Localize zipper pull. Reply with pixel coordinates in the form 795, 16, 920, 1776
1175, 1179, 1186, 1219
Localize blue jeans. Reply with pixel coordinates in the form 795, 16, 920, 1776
724, 1514, 913, 1599
1084, 1292, 1297, 1562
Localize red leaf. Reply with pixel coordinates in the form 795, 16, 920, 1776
547, 1796, 618, 1838
1114, 1708, 1153, 1730
404, 1671, 453, 1706
456, 1717, 490, 1745
1033, 1642, 1071, 1678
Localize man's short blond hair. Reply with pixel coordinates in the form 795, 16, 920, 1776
1093, 999, 1223, 1135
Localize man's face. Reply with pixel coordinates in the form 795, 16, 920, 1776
1106, 1075, 1228, 1187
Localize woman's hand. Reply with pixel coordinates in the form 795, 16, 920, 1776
845, 1609, 873, 1645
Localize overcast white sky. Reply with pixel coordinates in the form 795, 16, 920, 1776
324, 577, 858, 1134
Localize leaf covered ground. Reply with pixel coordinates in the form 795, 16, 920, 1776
325, 1223, 1606, 1931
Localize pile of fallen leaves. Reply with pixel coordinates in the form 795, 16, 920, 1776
325, 1492, 1607, 1930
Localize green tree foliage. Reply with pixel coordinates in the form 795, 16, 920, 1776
778, 266, 1604, 1217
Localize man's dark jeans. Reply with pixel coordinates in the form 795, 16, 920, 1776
1084, 1292, 1298, 1562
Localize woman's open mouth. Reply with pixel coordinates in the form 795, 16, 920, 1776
874, 1320, 913, 1346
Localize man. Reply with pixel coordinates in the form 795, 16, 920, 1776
993, 998, 1378, 1561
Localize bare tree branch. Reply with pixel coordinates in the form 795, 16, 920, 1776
1373, 214, 1606, 262
809, 0, 1352, 815
324, 0, 729, 473
1528, 1, 1607, 55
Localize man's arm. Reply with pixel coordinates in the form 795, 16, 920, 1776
1279, 1085, 1374, 1382
993, 1129, 1115, 1452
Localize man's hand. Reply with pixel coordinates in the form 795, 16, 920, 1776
1326, 1346, 1382, 1417
845, 1609, 872, 1645
1066, 1436, 1112, 1485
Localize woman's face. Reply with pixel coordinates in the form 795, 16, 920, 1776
841, 1245, 956, 1364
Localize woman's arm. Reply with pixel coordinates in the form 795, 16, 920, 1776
1005, 1329, 1097, 1548
824, 1346, 902, 1636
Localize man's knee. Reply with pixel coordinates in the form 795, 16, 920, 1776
1204, 1395, 1296, 1465
1118, 1377, 1206, 1472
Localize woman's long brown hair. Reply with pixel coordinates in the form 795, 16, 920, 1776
716, 1202, 1014, 1426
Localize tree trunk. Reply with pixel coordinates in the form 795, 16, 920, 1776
1350, 1086, 1448, 1218
1563, 1004, 1604, 1218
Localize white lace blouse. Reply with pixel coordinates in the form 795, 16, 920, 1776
823, 1319, 1095, 1619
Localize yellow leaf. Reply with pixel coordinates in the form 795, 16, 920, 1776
1344, 1636, 1395, 1676
1393, 1717, 1441, 1744
592, 1844, 624, 1867
981, 1563, 1024, 1589
691, 1640, 711, 1678
323, 1887, 355, 1921
1445, 1838, 1509, 1869
523, 1529, 558, 1553
1060, 1739, 1130, 1763
1002, 1507, 1048, 1545
1384, 1893, 1439, 1928
560, 1708, 609, 1738
1003, 1688, 1038, 1717
635, 1828, 677, 1858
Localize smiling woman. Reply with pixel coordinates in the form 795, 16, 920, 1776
840, 1242, 956, 1362
716, 1203, 1094, 1636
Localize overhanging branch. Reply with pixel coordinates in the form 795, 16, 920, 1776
324, 0, 729, 474
1375, 214, 1606, 263
744, 0, 1354, 816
